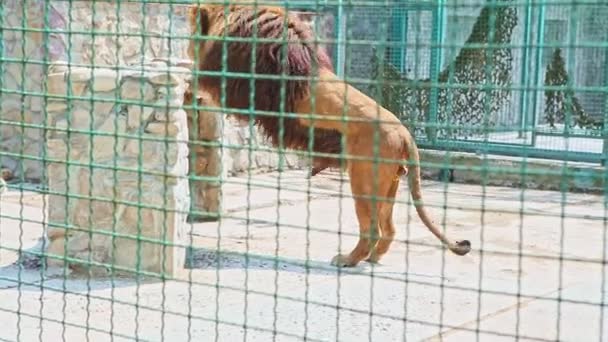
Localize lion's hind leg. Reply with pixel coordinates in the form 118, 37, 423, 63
331, 161, 397, 268
366, 175, 400, 264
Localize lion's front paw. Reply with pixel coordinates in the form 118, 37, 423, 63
331, 254, 357, 268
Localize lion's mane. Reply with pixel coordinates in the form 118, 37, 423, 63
188, 4, 343, 172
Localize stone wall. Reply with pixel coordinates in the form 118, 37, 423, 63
44, 59, 191, 276
1, 1, 189, 181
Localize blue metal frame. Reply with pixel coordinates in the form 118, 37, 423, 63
334, 0, 345, 77
602, 45, 608, 165
389, 8, 408, 72
518, 0, 533, 140
384, 1, 441, 142
418, 1, 603, 164
427, 0, 444, 143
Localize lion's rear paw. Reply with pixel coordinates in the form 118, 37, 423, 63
331, 254, 358, 268
365, 254, 382, 264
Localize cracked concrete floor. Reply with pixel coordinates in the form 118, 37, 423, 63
0, 170, 606, 341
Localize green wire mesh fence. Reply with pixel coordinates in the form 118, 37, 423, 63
0, 0, 606, 341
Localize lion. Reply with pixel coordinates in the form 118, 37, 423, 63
185, 2, 471, 267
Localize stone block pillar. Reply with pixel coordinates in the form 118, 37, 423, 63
44, 59, 191, 277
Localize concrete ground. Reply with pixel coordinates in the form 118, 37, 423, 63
0, 170, 606, 342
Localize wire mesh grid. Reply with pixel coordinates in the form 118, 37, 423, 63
0, 0, 606, 341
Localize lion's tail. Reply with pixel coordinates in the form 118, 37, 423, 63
403, 138, 471, 256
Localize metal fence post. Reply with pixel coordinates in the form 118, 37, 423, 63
427, 0, 445, 144
602, 47, 608, 166
530, 1, 546, 147
518, 0, 533, 139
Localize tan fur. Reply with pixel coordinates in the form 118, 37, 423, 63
187, 3, 471, 267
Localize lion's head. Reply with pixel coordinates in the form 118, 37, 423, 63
187, 3, 333, 114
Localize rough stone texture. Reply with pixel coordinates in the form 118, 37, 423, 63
220, 117, 308, 177
0, 1, 192, 182
44, 59, 191, 276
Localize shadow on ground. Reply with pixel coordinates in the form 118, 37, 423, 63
185, 246, 356, 276
0, 244, 353, 295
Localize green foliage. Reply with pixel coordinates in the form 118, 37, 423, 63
543, 48, 603, 131
370, 0, 518, 139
